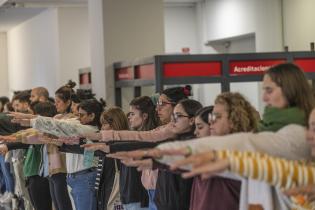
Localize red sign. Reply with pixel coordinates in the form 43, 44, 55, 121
115, 67, 133, 80
135, 64, 155, 80
163, 62, 222, 78
229, 60, 285, 75
79, 73, 91, 85
294, 58, 315, 73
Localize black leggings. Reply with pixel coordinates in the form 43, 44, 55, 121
26, 175, 52, 210
48, 173, 73, 210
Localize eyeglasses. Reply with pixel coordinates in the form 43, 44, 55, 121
172, 113, 190, 123
156, 100, 175, 107
126, 112, 132, 118
127, 112, 135, 118
78, 112, 88, 118
102, 116, 113, 125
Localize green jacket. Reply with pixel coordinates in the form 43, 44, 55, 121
23, 145, 43, 178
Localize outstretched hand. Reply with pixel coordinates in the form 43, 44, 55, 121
284, 185, 315, 201
106, 149, 159, 171
169, 151, 216, 171
181, 158, 230, 179
0, 135, 17, 142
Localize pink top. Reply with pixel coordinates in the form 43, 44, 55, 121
100, 123, 176, 142
141, 169, 159, 190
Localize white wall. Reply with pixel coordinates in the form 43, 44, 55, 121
7, 9, 59, 95
164, 4, 199, 54
204, 0, 255, 42
7, 7, 90, 96
171, 0, 282, 113
0, 33, 9, 97
164, 0, 283, 54
201, 0, 283, 53
283, 0, 315, 51
57, 7, 90, 88
102, 0, 165, 108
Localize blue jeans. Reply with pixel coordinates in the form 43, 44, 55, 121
123, 202, 148, 210
0, 155, 14, 193
147, 190, 157, 210
67, 169, 97, 210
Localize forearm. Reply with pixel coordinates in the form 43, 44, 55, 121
101, 125, 176, 142
157, 125, 310, 166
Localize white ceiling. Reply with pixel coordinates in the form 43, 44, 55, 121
165, 0, 202, 2
0, 8, 46, 32
0, 0, 88, 32
2, 0, 86, 5
0, 0, 201, 33
164, 0, 203, 3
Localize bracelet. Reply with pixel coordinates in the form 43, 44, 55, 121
185, 146, 193, 156
212, 150, 218, 161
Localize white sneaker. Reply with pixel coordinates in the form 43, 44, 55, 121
0, 192, 13, 203
12, 197, 18, 210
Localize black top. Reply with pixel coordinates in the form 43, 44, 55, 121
107, 141, 148, 206
59, 144, 84, 154
108, 141, 158, 153
154, 131, 195, 210
6, 142, 29, 151
119, 164, 148, 206
95, 155, 118, 210
0, 113, 27, 158
90, 141, 151, 207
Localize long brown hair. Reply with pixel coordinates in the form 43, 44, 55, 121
266, 63, 315, 118
100, 107, 129, 130
129, 96, 160, 131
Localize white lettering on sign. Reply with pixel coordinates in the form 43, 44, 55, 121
233, 65, 271, 73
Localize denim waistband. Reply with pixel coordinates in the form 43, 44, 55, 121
67, 168, 96, 178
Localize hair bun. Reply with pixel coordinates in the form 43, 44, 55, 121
66, 80, 76, 89
99, 98, 107, 108
183, 85, 192, 96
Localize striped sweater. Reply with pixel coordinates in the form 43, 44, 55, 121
218, 150, 315, 210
